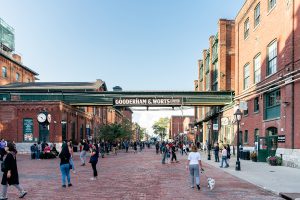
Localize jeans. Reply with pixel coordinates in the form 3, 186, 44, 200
189, 164, 200, 187
69, 157, 75, 170
60, 164, 71, 185
220, 156, 229, 167
80, 150, 87, 164
214, 152, 219, 162
36, 150, 40, 159
162, 152, 167, 164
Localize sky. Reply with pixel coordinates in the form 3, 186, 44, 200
0, 0, 244, 136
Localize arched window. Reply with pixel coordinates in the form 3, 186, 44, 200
266, 127, 278, 136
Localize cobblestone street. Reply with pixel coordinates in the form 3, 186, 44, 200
2, 148, 282, 200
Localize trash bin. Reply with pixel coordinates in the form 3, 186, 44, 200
73, 145, 78, 152
244, 150, 250, 160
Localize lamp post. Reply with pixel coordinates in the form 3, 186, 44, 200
234, 108, 242, 171
207, 121, 212, 160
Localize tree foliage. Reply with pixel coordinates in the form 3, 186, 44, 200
97, 121, 132, 142
152, 117, 169, 140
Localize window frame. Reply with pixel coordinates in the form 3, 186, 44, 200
264, 89, 281, 120
2, 66, 7, 78
254, 97, 259, 113
244, 18, 250, 39
16, 72, 20, 82
267, 40, 277, 76
254, 53, 261, 84
254, 3, 261, 27
244, 130, 249, 144
244, 63, 250, 90
268, 0, 277, 12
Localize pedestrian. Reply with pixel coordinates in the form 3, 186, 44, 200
30, 143, 36, 159
220, 147, 229, 168
161, 142, 167, 164
182, 144, 188, 155
186, 145, 203, 190
0, 142, 27, 199
124, 141, 129, 153
80, 139, 89, 166
0, 139, 7, 161
68, 141, 76, 173
133, 141, 137, 154
171, 144, 178, 163
89, 144, 99, 181
155, 142, 159, 154
36, 142, 41, 160
214, 143, 220, 162
226, 144, 231, 162
59, 143, 72, 188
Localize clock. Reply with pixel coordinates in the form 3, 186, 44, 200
37, 113, 47, 123
47, 114, 52, 123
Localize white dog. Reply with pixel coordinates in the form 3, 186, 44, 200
207, 178, 215, 190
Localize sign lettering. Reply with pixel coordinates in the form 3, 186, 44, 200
278, 135, 285, 143
23, 118, 33, 142
113, 98, 182, 106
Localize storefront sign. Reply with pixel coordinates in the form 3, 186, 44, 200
213, 124, 218, 131
23, 118, 33, 142
221, 117, 229, 126
278, 135, 286, 143
113, 98, 182, 106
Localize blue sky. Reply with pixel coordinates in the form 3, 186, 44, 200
1, 0, 244, 91
1, 0, 244, 135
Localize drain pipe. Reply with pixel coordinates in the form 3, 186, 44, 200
291, 0, 295, 149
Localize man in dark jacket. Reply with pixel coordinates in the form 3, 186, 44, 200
214, 143, 220, 162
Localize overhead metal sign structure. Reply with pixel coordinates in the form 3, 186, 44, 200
0, 90, 234, 107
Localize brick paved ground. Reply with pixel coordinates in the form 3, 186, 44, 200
2, 148, 283, 200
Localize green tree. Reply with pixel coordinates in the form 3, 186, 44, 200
97, 121, 132, 142
152, 117, 169, 141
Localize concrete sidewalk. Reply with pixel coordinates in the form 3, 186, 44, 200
200, 151, 300, 199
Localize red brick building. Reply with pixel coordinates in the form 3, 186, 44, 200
169, 115, 194, 142
195, 19, 235, 147
235, 0, 300, 163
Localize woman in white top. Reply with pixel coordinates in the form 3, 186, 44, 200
186, 146, 203, 190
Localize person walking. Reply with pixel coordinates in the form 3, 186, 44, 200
186, 145, 203, 190
133, 141, 137, 154
0, 139, 7, 161
171, 144, 178, 163
0, 142, 27, 200
68, 141, 76, 174
220, 147, 229, 168
89, 144, 99, 181
80, 140, 89, 166
214, 143, 220, 162
59, 143, 72, 188
155, 142, 160, 154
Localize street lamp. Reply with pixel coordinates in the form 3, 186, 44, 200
207, 121, 212, 160
234, 108, 243, 171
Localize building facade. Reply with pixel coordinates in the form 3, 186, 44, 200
235, 0, 300, 165
169, 115, 194, 142
195, 19, 235, 148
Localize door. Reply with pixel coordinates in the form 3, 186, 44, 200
258, 137, 268, 162
266, 127, 278, 157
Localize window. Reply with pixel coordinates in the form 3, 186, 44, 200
254, 54, 261, 83
212, 36, 218, 62
244, 107, 248, 116
265, 89, 280, 119
16, 73, 20, 82
244, 18, 250, 39
268, 0, 276, 11
254, 3, 260, 27
2, 67, 7, 78
212, 61, 218, 91
267, 40, 277, 75
205, 53, 210, 91
254, 97, 259, 112
200, 64, 203, 81
244, 63, 250, 89
27, 78, 30, 82
244, 130, 248, 144
254, 129, 259, 142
